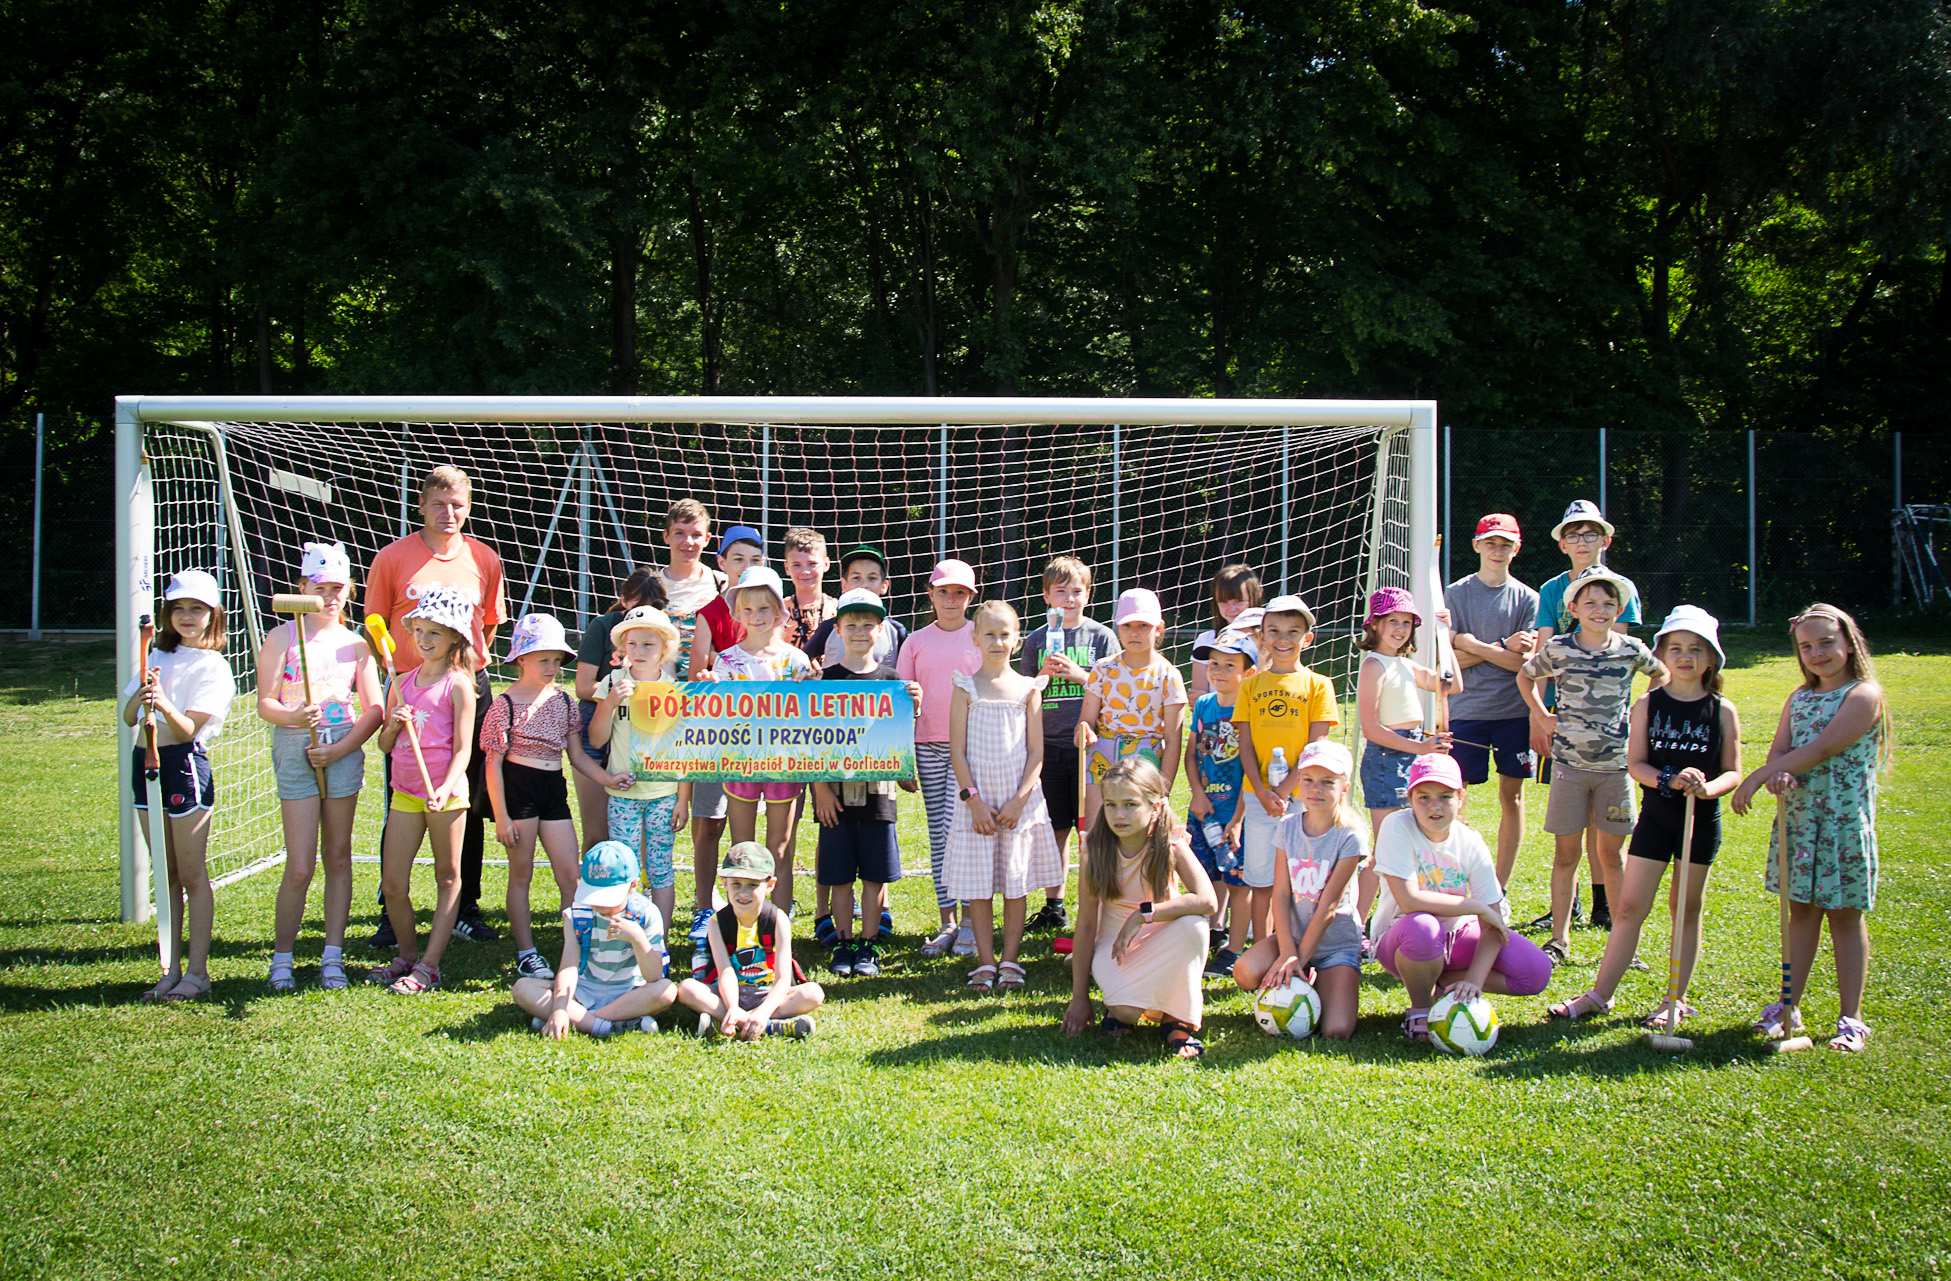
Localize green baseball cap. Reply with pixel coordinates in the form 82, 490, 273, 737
840, 544, 888, 572
720, 841, 775, 880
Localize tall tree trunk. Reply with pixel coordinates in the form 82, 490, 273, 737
256, 302, 274, 393
687, 175, 720, 395
987, 191, 1023, 395
291, 288, 308, 393
610, 229, 638, 395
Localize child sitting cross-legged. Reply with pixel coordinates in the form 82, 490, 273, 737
513, 840, 677, 1038
678, 842, 826, 1039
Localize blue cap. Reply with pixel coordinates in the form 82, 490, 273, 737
1193, 628, 1259, 665
574, 840, 640, 907
717, 526, 764, 556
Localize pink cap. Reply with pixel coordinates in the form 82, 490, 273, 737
1295, 740, 1354, 777
1113, 587, 1164, 627
1406, 753, 1464, 793
1366, 586, 1422, 627
928, 559, 977, 592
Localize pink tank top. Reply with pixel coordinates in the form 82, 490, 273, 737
278, 622, 363, 731
392, 667, 460, 799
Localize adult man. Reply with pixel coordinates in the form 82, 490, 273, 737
365, 465, 509, 946
1443, 513, 1540, 888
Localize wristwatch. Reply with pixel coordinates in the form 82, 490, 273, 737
1138, 900, 1154, 922
959, 785, 980, 802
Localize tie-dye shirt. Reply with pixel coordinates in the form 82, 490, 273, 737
1368, 809, 1507, 943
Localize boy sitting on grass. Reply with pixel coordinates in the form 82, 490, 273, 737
812, 589, 919, 979
678, 841, 826, 1039
513, 840, 676, 1038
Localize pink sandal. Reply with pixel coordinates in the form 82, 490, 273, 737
1549, 989, 1614, 1021
387, 962, 442, 994
1402, 1009, 1431, 1043
366, 957, 415, 987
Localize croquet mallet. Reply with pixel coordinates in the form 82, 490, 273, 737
1644, 794, 1697, 1052
136, 613, 174, 971
362, 613, 438, 806
272, 593, 329, 798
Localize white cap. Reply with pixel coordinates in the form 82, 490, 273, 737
1261, 594, 1316, 629
834, 587, 888, 620
505, 612, 575, 663
299, 541, 352, 585
1295, 739, 1354, 777
163, 569, 223, 609
1653, 604, 1724, 665
1551, 499, 1615, 540
734, 565, 787, 607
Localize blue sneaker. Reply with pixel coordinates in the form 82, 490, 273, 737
813, 914, 839, 947
687, 906, 714, 942
880, 908, 895, 936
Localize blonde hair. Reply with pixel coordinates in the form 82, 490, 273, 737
1042, 556, 1092, 592
421, 465, 472, 498
1298, 766, 1370, 854
1790, 603, 1892, 765
614, 619, 679, 664
1082, 758, 1174, 903
782, 527, 827, 557
665, 498, 711, 529
732, 584, 781, 617
971, 599, 1022, 652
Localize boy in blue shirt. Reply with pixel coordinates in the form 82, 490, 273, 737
514, 841, 676, 1037
1186, 630, 1255, 976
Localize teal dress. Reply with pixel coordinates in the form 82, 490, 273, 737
1766, 682, 1880, 910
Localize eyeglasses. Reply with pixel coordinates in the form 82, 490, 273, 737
1561, 530, 1606, 544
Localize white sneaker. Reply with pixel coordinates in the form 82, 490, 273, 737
636, 1016, 660, 1035
951, 923, 977, 957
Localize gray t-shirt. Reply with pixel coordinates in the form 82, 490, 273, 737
1443, 573, 1540, 722
1021, 618, 1118, 742
1272, 817, 1366, 963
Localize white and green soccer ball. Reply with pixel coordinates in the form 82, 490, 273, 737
1253, 976, 1321, 1040
1428, 992, 1499, 1055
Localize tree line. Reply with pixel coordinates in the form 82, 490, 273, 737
4, 1, 1948, 472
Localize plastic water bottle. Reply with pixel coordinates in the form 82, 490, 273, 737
1199, 815, 1233, 866
1045, 606, 1065, 659
1266, 746, 1290, 790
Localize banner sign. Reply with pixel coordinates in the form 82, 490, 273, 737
610, 681, 915, 782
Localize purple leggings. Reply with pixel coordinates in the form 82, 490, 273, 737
1376, 913, 1553, 996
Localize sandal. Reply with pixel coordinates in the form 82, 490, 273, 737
1548, 989, 1613, 1021
267, 959, 296, 993
996, 961, 1027, 990
1828, 1016, 1872, 1053
367, 956, 415, 987
965, 964, 998, 993
141, 971, 182, 1004
1642, 1001, 1695, 1029
1161, 1019, 1205, 1059
160, 973, 211, 1002
1752, 1001, 1805, 1037
319, 958, 349, 991
1100, 1011, 1134, 1037
1541, 938, 1571, 964
920, 923, 957, 959
1401, 1008, 1431, 1043
388, 962, 442, 994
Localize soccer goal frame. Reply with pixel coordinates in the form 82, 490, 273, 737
114, 394, 1438, 924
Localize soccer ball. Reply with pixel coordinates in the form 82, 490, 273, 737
1253, 976, 1321, 1040
1427, 993, 1499, 1055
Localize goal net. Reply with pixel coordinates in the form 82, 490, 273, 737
115, 397, 1434, 913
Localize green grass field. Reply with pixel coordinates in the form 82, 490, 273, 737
1, 633, 1946, 1279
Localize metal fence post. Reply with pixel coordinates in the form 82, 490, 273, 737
1442, 420, 1451, 583
1110, 422, 1122, 601
1747, 429, 1757, 627
1280, 424, 1291, 592
577, 426, 594, 628
1598, 426, 1607, 515
760, 421, 772, 548
1895, 431, 1903, 509
936, 423, 948, 563
29, 412, 44, 641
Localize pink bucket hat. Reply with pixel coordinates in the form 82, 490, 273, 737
928, 559, 977, 592
1366, 586, 1422, 627
1405, 753, 1464, 793
1113, 587, 1164, 628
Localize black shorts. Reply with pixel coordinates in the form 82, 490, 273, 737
816, 819, 901, 886
1627, 792, 1722, 866
501, 761, 573, 822
1449, 718, 1534, 785
1043, 740, 1081, 833
131, 742, 214, 817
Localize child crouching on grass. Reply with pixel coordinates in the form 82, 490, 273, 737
679, 842, 825, 1039
514, 841, 676, 1038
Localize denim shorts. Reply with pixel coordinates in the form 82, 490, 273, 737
1359, 728, 1426, 810
1308, 947, 1363, 974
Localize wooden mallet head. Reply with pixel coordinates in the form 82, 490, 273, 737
272, 593, 324, 616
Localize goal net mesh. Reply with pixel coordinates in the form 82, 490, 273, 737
141, 417, 1416, 884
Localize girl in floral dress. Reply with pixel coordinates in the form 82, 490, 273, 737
1732, 604, 1889, 1052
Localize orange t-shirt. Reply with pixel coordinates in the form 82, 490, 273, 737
366, 532, 508, 673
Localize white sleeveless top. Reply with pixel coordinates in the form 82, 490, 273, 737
1370, 653, 1422, 725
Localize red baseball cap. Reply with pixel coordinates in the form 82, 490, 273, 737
1474, 513, 1521, 542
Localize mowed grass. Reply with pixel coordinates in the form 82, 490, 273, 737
0, 632, 1946, 1280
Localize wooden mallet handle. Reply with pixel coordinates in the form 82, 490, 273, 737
273, 594, 329, 796
137, 613, 160, 771
1645, 794, 1696, 1052
1771, 793, 1815, 1053
364, 614, 438, 806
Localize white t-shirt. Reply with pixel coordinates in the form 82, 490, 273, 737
1368, 808, 1507, 943
122, 647, 236, 746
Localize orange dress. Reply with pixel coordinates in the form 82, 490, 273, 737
1090, 848, 1208, 1025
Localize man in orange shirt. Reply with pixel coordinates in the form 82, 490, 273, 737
365, 465, 509, 948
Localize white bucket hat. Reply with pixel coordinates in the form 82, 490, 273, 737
299, 541, 353, 585
163, 569, 223, 609
402, 584, 475, 636
1551, 499, 1615, 540
505, 612, 574, 663
733, 565, 787, 609
1653, 604, 1724, 665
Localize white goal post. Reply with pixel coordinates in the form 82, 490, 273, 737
115, 394, 1438, 923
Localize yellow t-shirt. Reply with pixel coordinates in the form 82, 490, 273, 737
1231, 666, 1340, 794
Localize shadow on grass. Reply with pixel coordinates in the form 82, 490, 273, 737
1475, 1020, 1801, 1077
